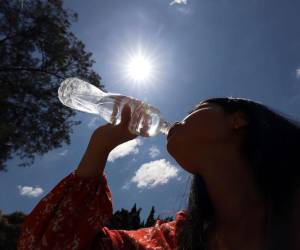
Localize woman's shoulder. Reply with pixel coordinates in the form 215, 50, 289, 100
174, 209, 188, 227
148, 209, 188, 233
175, 209, 187, 219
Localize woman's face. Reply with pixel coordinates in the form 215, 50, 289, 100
166, 102, 246, 174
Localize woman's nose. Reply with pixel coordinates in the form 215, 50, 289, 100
171, 122, 180, 129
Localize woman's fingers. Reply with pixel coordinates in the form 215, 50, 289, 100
111, 99, 119, 124
140, 113, 151, 137
116, 100, 148, 139
120, 103, 132, 128
129, 102, 144, 133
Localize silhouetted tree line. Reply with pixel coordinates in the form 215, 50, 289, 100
0, 205, 173, 249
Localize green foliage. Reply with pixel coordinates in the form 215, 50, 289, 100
0, 205, 173, 249
0, 210, 27, 250
0, 0, 104, 171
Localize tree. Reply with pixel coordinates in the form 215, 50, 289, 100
108, 203, 143, 230
106, 204, 174, 230
0, 210, 27, 250
145, 206, 156, 227
0, 0, 104, 171
129, 203, 143, 229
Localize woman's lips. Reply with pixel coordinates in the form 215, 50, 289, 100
167, 130, 174, 140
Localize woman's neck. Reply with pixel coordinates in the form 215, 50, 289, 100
207, 213, 267, 250
198, 155, 267, 250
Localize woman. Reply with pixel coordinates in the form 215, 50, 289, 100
17, 97, 300, 250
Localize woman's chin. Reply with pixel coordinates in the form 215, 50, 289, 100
166, 136, 182, 159
166, 135, 176, 153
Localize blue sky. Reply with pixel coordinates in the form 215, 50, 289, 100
1, 0, 300, 221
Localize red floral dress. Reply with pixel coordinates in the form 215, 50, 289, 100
17, 171, 187, 250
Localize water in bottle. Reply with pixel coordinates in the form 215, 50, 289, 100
58, 77, 172, 137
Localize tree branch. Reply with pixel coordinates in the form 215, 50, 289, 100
0, 67, 64, 79
0, 35, 11, 44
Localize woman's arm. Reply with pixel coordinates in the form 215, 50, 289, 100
17, 104, 138, 250
75, 125, 119, 178
17, 170, 113, 250
76, 104, 137, 178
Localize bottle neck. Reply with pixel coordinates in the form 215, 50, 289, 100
160, 120, 172, 135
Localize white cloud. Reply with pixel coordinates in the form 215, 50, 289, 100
87, 117, 100, 128
149, 146, 160, 158
18, 185, 44, 198
131, 159, 179, 189
122, 182, 131, 190
176, 6, 192, 14
58, 149, 68, 156
108, 139, 142, 162
296, 69, 300, 79
170, 0, 187, 6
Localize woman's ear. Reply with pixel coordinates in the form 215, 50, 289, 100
230, 111, 248, 130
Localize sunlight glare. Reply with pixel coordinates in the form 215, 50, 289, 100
124, 51, 154, 83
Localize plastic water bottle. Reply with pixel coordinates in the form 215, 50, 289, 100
58, 77, 172, 137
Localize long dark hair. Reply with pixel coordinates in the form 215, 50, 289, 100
177, 97, 300, 250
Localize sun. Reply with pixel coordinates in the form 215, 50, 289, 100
115, 42, 162, 88
126, 53, 153, 82
123, 49, 156, 84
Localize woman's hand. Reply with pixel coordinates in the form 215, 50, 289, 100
76, 103, 138, 177
90, 103, 138, 151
